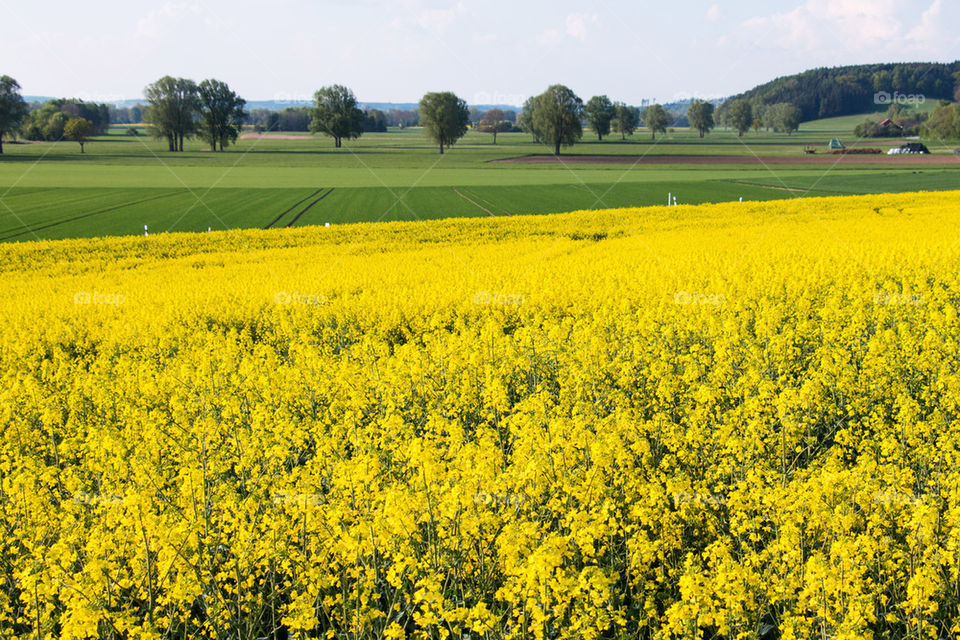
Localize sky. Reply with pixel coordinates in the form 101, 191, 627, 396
2, 0, 958, 106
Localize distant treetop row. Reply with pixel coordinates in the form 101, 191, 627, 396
1, 61, 958, 154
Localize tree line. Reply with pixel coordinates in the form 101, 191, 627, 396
0, 77, 98, 153
5, 69, 959, 157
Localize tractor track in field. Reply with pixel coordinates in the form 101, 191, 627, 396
285, 188, 335, 228
0, 191, 185, 242
451, 187, 496, 216
263, 188, 324, 229
461, 188, 513, 216
726, 181, 809, 193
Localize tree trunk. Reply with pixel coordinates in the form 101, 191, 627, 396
492, 132, 497, 144
555, 141, 560, 156
80, 143, 84, 153
598, 133, 603, 141
0, 136, 4, 154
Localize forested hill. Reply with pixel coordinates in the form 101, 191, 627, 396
722, 62, 960, 121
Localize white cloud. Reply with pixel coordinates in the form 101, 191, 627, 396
417, 2, 464, 33
707, 4, 722, 22
565, 13, 597, 40
905, 0, 954, 49
135, 2, 202, 40
740, 0, 901, 53
536, 29, 562, 47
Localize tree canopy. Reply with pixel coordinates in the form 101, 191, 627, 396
532, 85, 583, 156
145, 76, 200, 152
726, 99, 753, 136
612, 102, 639, 140
0, 76, 28, 154
642, 104, 670, 140
476, 108, 511, 144
583, 95, 615, 141
197, 79, 247, 152
687, 99, 715, 138
64, 117, 94, 153
310, 85, 364, 148
418, 91, 469, 154
924, 100, 960, 140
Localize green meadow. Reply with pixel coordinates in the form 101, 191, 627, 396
0, 123, 957, 242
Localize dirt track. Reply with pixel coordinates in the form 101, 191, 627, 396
492, 154, 959, 166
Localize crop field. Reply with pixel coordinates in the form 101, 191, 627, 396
1, 124, 958, 242
4, 191, 960, 638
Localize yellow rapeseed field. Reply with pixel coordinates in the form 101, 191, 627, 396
3, 191, 960, 640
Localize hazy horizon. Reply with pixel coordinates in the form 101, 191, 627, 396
4, 0, 958, 105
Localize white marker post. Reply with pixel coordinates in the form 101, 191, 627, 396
668, 192, 672, 206
144, 225, 148, 237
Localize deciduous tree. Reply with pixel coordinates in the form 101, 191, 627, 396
144, 76, 199, 151
197, 79, 247, 151
583, 95, 615, 141
727, 99, 752, 136
64, 117, 94, 153
0, 76, 27, 154
310, 85, 364, 148
418, 91, 469, 154
643, 104, 669, 140
532, 84, 583, 156
612, 102, 639, 140
687, 99, 715, 138
476, 108, 511, 144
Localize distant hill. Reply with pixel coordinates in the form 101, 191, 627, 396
719, 62, 960, 121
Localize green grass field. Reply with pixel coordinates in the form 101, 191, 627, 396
0, 120, 957, 242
